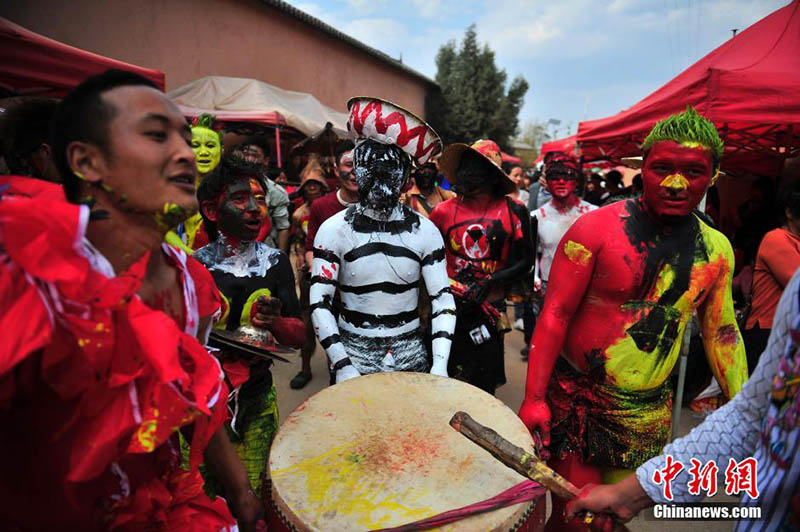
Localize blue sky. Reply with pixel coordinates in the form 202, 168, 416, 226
290, 0, 787, 140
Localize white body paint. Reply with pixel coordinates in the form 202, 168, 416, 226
533, 199, 597, 281
310, 204, 456, 382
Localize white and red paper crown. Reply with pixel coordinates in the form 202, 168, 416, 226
346, 96, 442, 166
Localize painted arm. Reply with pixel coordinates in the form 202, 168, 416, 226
519, 217, 599, 445
250, 254, 305, 348
635, 271, 798, 504
309, 221, 360, 382
203, 428, 262, 530
420, 225, 456, 377
488, 200, 534, 289
697, 238, 748, 400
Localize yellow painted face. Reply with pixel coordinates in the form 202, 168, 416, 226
191, 126, 221, 175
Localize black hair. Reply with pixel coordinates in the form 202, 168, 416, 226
335, 139, 355, 166
780, 179, 800, 221
239, 136, 271, 160
197, 154, 266, 241
1, 98, 59, 176
51, 69, 159, 203
605, 169, 623, 185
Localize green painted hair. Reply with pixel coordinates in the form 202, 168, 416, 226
642, 106, 724, 168
192, 113, 224, 144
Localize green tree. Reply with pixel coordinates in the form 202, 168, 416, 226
426, 25, 529, 150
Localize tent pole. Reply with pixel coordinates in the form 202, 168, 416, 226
275, 126, 282, 168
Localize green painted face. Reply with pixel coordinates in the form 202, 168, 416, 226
191, 126, 221, 175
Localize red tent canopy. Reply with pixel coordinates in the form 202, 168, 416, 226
541, 135, 577, 157
501, 151, 521, 164
577, 1, 800, 176
0, 18, 165, 97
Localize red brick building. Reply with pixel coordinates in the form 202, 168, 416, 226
1, 0, 435, 117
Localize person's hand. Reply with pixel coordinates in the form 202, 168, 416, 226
518, 398, 551, 447
464, 280, 490, 304
335, 365, 361, 383
533, 277, 543, 295
430, 358, 449, 377
228, 487, 263, 532
539, 174, 547, 187
565, 482, 642, 532
251, 296, 281, 328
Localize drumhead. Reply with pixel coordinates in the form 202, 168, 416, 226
269, 372, 536, 531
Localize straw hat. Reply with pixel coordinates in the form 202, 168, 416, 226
438, 139, 516, 195
346, 96, 442, 166
299, 154, 329, 191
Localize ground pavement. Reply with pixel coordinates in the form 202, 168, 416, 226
272, 327, 736, 532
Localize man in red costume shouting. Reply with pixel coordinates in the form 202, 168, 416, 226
518, 107, 748, 531
0, 71, 260, 530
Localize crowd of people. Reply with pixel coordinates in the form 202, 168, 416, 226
0, 69, 797, 532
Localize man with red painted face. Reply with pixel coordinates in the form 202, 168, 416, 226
0, 70, 260, 531
195, 155, 305, 500
533, 152, 596, 296
518, 107, 748, 531
430, 139, 534, 395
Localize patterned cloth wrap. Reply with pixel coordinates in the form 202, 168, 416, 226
548, 358, 672, 470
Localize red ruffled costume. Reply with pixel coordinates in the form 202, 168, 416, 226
0, 194, 235, 531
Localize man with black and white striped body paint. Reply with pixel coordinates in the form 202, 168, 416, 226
310, 98, 456, 384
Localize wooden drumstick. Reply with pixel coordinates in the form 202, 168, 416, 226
450, 411, 631, 532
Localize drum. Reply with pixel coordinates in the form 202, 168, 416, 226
268, 372, 544, 531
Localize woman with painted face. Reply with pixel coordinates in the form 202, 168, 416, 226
195, 155, 305, 501
430, 139, 535, 395
310, 97, 456, 384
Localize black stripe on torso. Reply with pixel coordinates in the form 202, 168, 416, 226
340, 307, 419, 328
431, 331, 454, 340
339, 280, 419, 295
343, 242, 421, 263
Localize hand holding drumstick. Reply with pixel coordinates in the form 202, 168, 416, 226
449, 411, 633, 532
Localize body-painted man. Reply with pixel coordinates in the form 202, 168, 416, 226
310, 97, 456, 383
520, 152, 596, 359
430, 139, 534, 394
518, 107, 748, 531
195, 156, 305, 497
237, 138, 292, 253
165, 113, 224, 253
533, 152, 597, 297
401, 162, 455, 218
0, 71, 260, 530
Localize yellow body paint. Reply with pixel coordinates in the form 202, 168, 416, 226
154, 202, 189, 232
271, 442, 433, 529
605, 218, 747, 393
659, 173, 690, 190
239, 288, 272, 326
564, 240, 592, 266
136, 413, 159, 452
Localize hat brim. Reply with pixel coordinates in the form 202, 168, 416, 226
300, 176, 329, 191
439, 143, 517, 195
